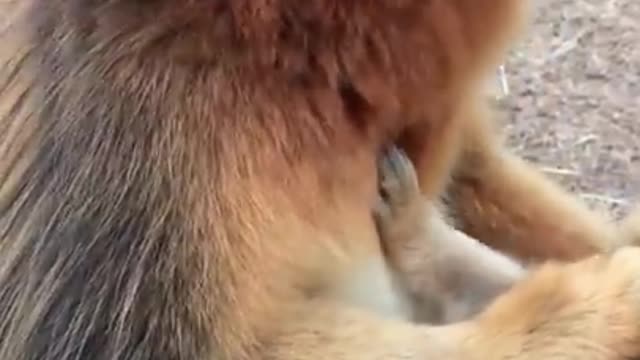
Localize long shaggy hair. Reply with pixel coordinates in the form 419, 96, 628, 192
0, 1, 524, 359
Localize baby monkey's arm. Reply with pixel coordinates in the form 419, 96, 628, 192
374, 147, 525, 324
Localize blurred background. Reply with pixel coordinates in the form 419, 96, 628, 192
500, 0, 640, 219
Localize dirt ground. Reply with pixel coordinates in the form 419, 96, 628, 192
499, 0, 640, 219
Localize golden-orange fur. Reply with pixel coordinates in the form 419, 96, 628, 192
442, 112, 618, 261
1, 1, 640, 360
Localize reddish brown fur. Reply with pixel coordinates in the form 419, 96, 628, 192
441, 110, 618, 261
1, 1, 640, 360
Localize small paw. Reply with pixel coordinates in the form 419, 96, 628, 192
375, 146, 420, 217
373, 146, 423, 241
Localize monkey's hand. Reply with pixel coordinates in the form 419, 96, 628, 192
373, 146, 525, 324
374, 146, 424, 250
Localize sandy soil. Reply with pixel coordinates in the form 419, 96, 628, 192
499, 0, 640, 219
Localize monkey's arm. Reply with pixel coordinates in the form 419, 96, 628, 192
262, 301, 471, 359
375, 146, 525, 324
443, 103, 616, 262
372, 148, 640, 356
264, 249, 640, 360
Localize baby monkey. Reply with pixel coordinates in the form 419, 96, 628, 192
375, 146, 526, 324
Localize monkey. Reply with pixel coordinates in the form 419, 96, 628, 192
2, 1, 640, 360
374, 146, 526, 324
375, 146, 640, 325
